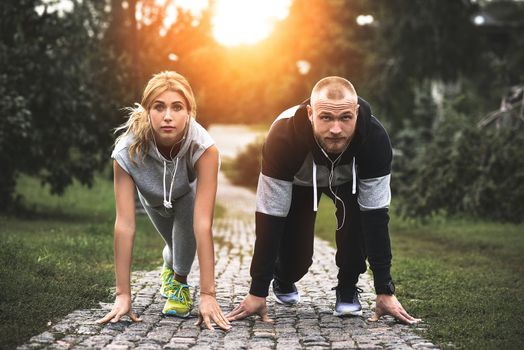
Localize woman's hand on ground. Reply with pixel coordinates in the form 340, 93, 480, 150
96, 293, 142, 324
195, 294, 231, 331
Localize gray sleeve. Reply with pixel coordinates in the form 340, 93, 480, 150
111, 148, 131, 175
256, 173, 293, 217
357, 174, 391, 211
191, 125, 215, 168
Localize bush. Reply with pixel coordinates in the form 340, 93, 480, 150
393, 104, 524, 223
226, 137, 264, 189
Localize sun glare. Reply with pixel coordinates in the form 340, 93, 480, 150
212, 0, 293, 46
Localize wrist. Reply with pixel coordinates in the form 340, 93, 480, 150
375, 280, 395, 295
115, 287, 131, 296
200, 290, 216, 297
248, 293, 267, 301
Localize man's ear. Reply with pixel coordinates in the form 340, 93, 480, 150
307, 105, 313, 123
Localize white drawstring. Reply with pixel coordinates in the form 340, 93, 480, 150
152, 132, 180, 209
352, 157, 356, 195
313, 162, 318, 212
162, 157, 179, 209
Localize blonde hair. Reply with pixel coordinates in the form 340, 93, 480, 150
310, 76, 357, 106
114, 71, 197, 163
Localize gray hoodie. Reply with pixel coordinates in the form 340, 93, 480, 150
111, 118, 215, 216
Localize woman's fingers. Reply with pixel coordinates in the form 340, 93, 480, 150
194, 315, 203, 327
212, 310, 231, 330
128, 311, 142, 322
202, 315, 214, 331
216, 308, 231, 326
110, 313, 122, 323
96, 310, 117, 324
96, 308, 141, 324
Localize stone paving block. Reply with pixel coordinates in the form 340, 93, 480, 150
331, 340, 358, 349
135, 340, 162, 349
29, 331, 55, 344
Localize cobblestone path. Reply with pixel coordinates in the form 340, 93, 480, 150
20, 219, 438, 349
20, 218, 435, 350
20, 125, 439, 349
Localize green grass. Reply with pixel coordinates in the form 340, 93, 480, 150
315, 197, 524, 349
0, 174, 224, 349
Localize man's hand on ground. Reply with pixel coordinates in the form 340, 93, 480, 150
368, 294, 421, 325
226, 294, 272, 322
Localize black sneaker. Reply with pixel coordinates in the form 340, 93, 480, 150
272, 278, 300, 305
332, 285, 363, 316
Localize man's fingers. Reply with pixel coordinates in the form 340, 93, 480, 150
400, 309, 421, 323
367, 312, 380, 322
260, 314, 274, 323
398, 310, 421, 324
395, 313, 414, 324
386, 307, 414, 324
230, 310, 253, 321
226, 305, 243, 319
368, 305, 386, 322
259, 307, 273, 323
194, 315, 203, 327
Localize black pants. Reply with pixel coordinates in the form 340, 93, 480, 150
274, 183, 367, 287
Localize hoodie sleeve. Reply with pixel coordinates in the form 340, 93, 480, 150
249, 117, 300, 297
356, 116, 393, 291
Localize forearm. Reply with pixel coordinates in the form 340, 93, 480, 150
249, 212, 287, 297
361, 208, 392, 287
195, 223, 216, 296
114, 227, 135, 295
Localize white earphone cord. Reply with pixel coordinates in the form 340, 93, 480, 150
149, 112, 190, 209
314, 137, 351, 231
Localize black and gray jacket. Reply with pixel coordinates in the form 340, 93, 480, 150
249, 97, 393, 297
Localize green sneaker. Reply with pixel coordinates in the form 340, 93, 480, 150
161, 279, 193, 317
160, 266, 174, 298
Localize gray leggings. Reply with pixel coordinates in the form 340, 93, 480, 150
139, 190, 196, 276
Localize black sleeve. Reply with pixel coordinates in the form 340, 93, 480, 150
249, 213, 287, 297
248, 118, 300, 297
357, 117, 394, 290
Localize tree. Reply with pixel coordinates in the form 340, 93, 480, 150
0, 0, 126, 210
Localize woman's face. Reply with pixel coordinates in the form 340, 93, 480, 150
149, 90, 189, 148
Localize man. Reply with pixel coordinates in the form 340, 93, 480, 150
227, 76, 419, 324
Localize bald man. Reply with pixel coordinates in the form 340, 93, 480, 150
227, 77, 419, 324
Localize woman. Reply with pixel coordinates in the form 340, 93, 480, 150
97, 71, 230, 331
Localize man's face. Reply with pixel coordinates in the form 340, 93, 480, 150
307, 97, 359, 155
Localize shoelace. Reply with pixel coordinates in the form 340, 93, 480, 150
166, 279, 190, 302
332, 286, 363, 301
